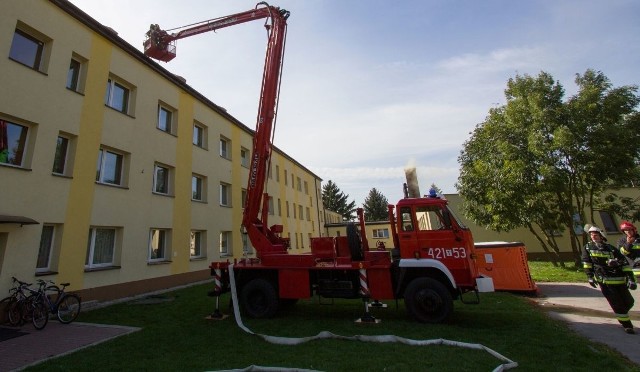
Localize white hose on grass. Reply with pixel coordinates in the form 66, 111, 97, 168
219, 264, 518, 372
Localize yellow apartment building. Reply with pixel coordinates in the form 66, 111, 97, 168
0, 0, 324, 301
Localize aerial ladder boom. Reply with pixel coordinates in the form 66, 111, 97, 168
144, 3, 290, 258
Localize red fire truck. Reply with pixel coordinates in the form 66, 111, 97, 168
144, 2, 493, 323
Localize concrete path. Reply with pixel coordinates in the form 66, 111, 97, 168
534, 282, 640, 365
0, 322, 139, 371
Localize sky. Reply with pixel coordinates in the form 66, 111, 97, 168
69, 0, 640, 206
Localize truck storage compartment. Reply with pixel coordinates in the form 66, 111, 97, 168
474, 241, 537, 292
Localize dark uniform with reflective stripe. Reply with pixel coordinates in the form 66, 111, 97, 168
582, 241, 636, 331
618, 233, 640, 280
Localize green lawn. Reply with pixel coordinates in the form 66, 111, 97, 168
26, 262, 637, 371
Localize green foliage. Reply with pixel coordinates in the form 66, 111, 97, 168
322, 180, 357, 221
363, 187, 389, 221
457, 69, 640, 263
28, 282, 637, 371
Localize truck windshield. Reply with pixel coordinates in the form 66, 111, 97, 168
446, 206, 468, 230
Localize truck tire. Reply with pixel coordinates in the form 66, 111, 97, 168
240, 278, 279, 319
404, 277, 453, 323
346, 223, 364, 261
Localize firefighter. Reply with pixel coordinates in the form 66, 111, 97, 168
582, 225, 637, 334
618, 221, 640, 281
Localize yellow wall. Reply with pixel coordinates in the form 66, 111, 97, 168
0, 1, 323, 298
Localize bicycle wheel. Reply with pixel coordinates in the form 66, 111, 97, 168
31, 300, 49, 330
56, 294, 81, 323
7, 298, 25, 326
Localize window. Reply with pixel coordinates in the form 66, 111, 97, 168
415, 206, 448, 231
190, 230, 205, 258
599, 211, 618, 233
220, 183, 230, 206
193, 122, 206, 148
241, 189, 247, 209
299, 205, 303, 220
192, 174, 205, 201
157, 104, 174, 133
242, 233, 252, 255
277, 198, 282, 216
105, 77, 131, 114
0, 119, 28, 167
86, 227, 116, 268
276, 165, 280, 182
153, 163, 172, 195
220, 231, 231, 255
306, 207, 311, 221
268, 197, 274, 215
284, 170, 288, 185
291, 174, 295, 189
304, 181, 309, 195
66, 59, 80, 91
36, 225, 55, 272
220, 137, 230, 159
293, 203, 297, 218
297, 177, 302, 191
241, 147, 250, 168
52, 135, 69, 175
286, 201, 290, 217
96, 148, 124, 186
373, 228, 390, 239
149, 229, 170, 261
9, 29, 44, 70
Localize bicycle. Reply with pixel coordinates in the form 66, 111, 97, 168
36, 279, 81, 323
2, 277, 49, 330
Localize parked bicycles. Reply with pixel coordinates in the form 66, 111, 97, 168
35, 279, 81, 323
1, 277, 49, 330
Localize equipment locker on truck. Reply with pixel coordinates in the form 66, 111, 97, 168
144, 2, 494, 324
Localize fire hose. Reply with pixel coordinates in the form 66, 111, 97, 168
215, 264, 518, 372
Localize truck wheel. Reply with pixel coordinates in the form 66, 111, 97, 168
346, 223, 364, 261
240, 278, 279, 319
404, 277, 453, 323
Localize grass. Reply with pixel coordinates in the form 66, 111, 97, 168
25, 262, 638, 372
528, 260, 586, 282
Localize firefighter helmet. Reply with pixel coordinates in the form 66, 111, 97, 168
587, 225, 607, 239
620, 221, 637, 232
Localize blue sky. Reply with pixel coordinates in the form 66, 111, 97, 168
70, 0, 640, 205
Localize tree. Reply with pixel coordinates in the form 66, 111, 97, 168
363, 188, 389, 221
457, 69, 640, 266
322, 180, 357, 221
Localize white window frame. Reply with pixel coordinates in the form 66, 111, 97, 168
153, 163, 172, 195
193, 122, 206, 148
220, 182, 230, 206
192, 174, 206, 202
240, 147, 250, 168
220, 137, 230, 159
149, 228, 170, 262
0, 119, 31, 168
105, 76, 132, 114
9, 27, 48, 71
157, 104, 174, 134
86, 227, 116, 269
220, 231, 231, 256
36, 224, 55, 272
52, 135, 70, 175
190, 230, 205, 258
96, 148, 124, 186
373, 228, 390, 239
242, 233, 253, 255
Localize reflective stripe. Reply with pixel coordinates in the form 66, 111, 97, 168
583, 263, 593, 269
616, 314, 631, 322
590, 252, 611, 258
